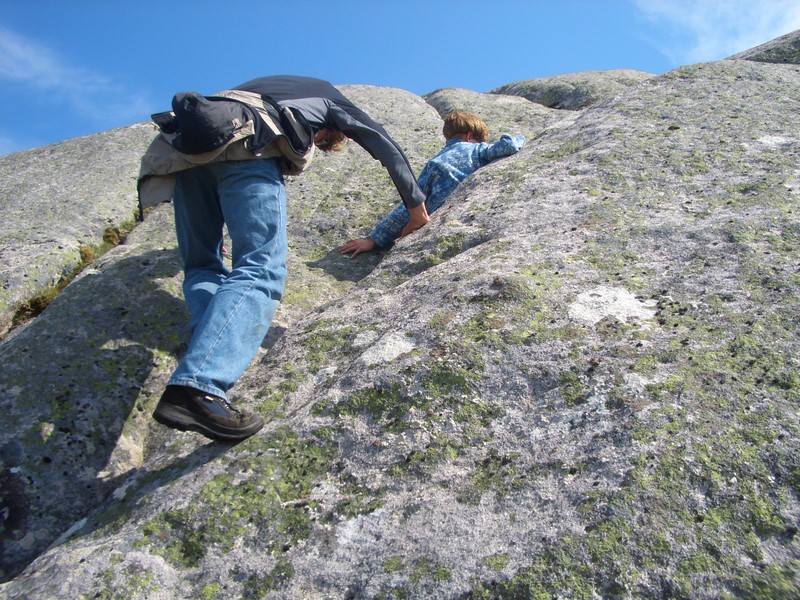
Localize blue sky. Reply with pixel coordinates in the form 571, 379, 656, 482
0, 0, 798, 155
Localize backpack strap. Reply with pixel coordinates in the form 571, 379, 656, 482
212, 89, 315, 174
256, 94, 314, 157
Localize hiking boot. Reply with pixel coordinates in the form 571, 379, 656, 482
153, 385, 264, 441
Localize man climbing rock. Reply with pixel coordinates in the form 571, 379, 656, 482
138, 75, 429, 441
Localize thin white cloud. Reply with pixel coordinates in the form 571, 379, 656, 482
0, 25, 151, 127
633, 0, 800, 65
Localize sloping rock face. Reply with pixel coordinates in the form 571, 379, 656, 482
424, 87, 568, 137
489, 69, 655, 110
0, 86, 443, 584
729, 28, 800, 65
0, 124, 155, 337
1, 32, 800, 599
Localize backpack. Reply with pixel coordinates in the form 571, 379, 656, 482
151, 89, 315, 175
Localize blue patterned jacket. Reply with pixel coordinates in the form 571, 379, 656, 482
368, 134, 526, 247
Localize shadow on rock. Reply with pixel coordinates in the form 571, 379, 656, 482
55, 436, 234, 549
305, 246, 389, 283
0, 248, 188, 582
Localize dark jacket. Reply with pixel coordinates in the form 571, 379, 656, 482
138, 75, 425, 212
236, 76, 425, 209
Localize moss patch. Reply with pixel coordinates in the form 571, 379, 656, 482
300, 319, 357, 373
10, 216, 139, 330
465, 294, 800, 597
314, 357, 495, 437
458, 449, 524, 505
134, 428, 382, 575
420, 232, 467, 269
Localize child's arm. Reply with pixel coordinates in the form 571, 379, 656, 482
338, 200, 416, 258
371, 203, 412, 246
338, 237, 377, 258
477, 134, 526, 166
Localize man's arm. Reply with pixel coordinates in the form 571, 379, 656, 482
326, 104, 427, 210
400, 203, 430, 237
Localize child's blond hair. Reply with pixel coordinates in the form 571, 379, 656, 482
442, 111, 489, 142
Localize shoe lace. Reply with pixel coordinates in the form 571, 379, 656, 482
203, 394, 244, 418
220, 397, 243, 416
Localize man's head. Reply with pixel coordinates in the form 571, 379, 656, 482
442, 112, 489, 143
314, 128, 347, 152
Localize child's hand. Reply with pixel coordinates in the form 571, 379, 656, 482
338, 238, 377, 258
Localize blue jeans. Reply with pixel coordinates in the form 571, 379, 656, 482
168, 159, 287, 399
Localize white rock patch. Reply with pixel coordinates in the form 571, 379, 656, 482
353, 330, 380, 347
568, 286, 656, 326
755, 135, 796, 148
336, 508, 389, 548
359, 331, 417, 366
742, 135, 797, 152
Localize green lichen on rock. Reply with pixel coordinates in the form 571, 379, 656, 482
240, 559, 295, 597
460, 449, 523, 504
94, 561, 158, 600
462, 289, 800, 597
300, 319, 358, 373
134, 429, 338, 568
421, 232, 467, 268
482, 553, 510, 572
490, 70, 655, 110
315, 357, 494, 436
458, 267, 566, 347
